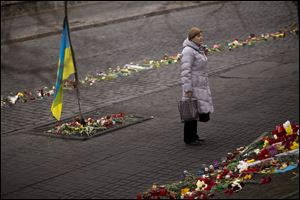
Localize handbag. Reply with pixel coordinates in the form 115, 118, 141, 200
177, 99, 198, 122
199, 112, 210, 122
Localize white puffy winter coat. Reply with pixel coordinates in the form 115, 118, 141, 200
180, 38, 214, 113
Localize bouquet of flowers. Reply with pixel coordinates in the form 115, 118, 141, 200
138, 120, 299, 199
48, 112, 130, 136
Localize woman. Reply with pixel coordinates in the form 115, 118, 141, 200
180, 27, 214, 145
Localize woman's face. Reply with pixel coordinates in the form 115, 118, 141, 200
192, 33, 204, 46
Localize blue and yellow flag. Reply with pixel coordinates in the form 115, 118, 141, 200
51, 17, 75, 121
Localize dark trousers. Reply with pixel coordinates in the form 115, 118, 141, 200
184, 120, 199, 143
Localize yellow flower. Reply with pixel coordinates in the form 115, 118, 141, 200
246, 159, 255, 163
280, 163, 288, 170
181, 188, 190, 195
277, 145, 285, 151
290, 141, 299, 150
243, 174, 252, 180
121, 69, 130, 74
283, 121, 293, 135
17, 92, 24, 97
106, 74, 116, 80
263, 140, 269, 148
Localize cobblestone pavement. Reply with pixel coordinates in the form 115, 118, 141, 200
1, 1, 299, 199
1, 1, 299, 135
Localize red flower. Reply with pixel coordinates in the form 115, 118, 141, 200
227, 152, 235, 160
292, 124, 299, 132
275, 125, 284, 133
282, 134, 298, 149
159, 186, 167, 196
111, 112, 125, 119
258, 149, 270, 160
260, 176, 272, 184
220, 168, 229, 177
198, 177, 216, 191
150, 190, 159, 199
136, 193, 142, 199
242, 168, 257, 173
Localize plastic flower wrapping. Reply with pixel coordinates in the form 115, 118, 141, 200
137, 120, 299, 199
47, 112, 140, 137
1, 24, 298, 109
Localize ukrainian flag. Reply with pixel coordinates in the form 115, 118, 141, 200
51, 17, 75, 121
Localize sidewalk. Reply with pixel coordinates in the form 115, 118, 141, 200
1, 33, 299, 199
1, 1, 222, 44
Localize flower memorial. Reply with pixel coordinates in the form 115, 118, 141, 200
47, 112, 143, 137
78, 55, 180, 86
137, 120, 299, 199
1, 24, 298, 109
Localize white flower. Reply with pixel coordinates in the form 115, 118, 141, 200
283, 120, 291, 129
254, 148, 260, 154
49, 90, 55, 95
195, 180, 207, 191
231, 179, 243, 191
8, 95, 18, 104
237, 161, 249, 172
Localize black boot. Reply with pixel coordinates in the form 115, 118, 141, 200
184, 120, 199, 144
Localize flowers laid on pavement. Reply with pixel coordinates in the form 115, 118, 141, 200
1, 86, 55, 106
47, 112, 140, 137
0, 54, 180, 108
1, 24, 298, 109
137, 120, 299, 199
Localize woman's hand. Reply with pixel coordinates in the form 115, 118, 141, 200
185, 91, 193, 98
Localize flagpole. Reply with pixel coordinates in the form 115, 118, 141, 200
64, 1, 84, 123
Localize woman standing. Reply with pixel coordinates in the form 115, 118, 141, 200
180, 27, 214, 145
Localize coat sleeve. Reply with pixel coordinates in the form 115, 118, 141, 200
181, 48, 194, 92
